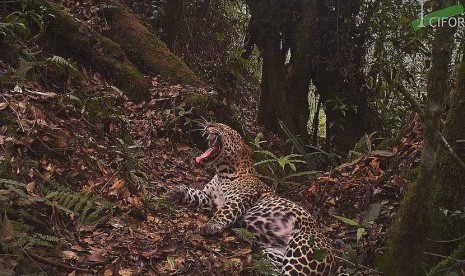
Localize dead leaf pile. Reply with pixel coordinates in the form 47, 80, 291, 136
304, 114, 423, 261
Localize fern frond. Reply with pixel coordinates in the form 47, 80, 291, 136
46, 55, 81, 78
232, 228, 256, 244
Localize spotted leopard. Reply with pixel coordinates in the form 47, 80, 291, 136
168, 122, 343, 275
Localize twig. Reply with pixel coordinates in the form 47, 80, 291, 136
424, 251, 465, 263
438, 133, 465, 169
427, 234, 465, 243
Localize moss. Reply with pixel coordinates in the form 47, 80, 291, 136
37, 0, 150, 101
103, 2, 200, 85
427, 242, 465, 276
182, 90, 206, 106
426, 44, 465, 268
386, 179, 431, 276
400, 167, 420, 182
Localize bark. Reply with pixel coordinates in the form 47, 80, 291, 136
38, 0, 151, 101
261, 37, 297, 134
103, 0, 199, 85
310, 0, 370, 154
257, 61, 278, 131
427, 37, 465, 273
387, 4, 456, 273
246, 0, 298, 135
160, 0, 185, 50
286, 0, 319, 141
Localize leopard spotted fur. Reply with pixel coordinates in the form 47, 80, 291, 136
168, 123, 343, 275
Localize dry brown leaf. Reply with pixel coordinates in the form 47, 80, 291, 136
26, 182, 39, 197
149, 233, 161, 242
1, 214, 14, 242
110, 179, 125, 192
61, 250, 79, 261
0, 102, 8, 110
118, 268, 133, 276
103, 268, 113, 276
86, 250, 106, 263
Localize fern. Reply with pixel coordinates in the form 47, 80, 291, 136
232, 228, 256, 244
249, 250, 279, 276
46, 191, 113, 225
46, 55, 82, 78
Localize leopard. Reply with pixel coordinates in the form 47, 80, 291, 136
167, 122, 343, 276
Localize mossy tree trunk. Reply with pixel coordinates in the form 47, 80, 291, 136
103, 0, 199, 85
427, 30, 465, 275
387, 1, 456, 274
38, 0, 151, 101
36, 0, 199, 101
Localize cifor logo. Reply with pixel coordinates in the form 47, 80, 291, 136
412, 2, 465, 31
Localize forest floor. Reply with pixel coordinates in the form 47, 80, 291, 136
0, 71, 422, 275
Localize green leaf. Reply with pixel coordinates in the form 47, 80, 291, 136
356, 227, 366, 242
254, 159, 274, 167
167, 256, 175, 269
333, 215, 359, 226
278, 159, 286, 169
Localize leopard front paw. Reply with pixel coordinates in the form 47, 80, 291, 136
165, 185, 187, 204
198, 223, 223, 236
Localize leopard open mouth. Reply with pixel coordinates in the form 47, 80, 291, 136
195, 132, 222, 164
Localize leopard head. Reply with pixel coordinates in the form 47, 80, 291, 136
195, 122, 255, 175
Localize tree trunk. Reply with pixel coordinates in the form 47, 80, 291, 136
257, 61, 278, 131
160, 0, 185, 50
104, 0, 199, 85
38, 0, 151, 101
387, 3, 456, 273
310, 0, 370, 154
427, 36, 465, 274
259, 37, 297, 134
286, 0, 319, 141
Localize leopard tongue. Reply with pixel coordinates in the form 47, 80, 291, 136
196, 147, 219, 164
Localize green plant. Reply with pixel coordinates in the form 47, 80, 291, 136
247, 250, 279, 276
232, 228, 256, 244
334, 203, 382, 243
254, 151, 305, 172
326, 97, 358, 117
250, 132, 267, 149
0, 1, 45, 41
279, 120, 338, 169
45, 190, 113, 225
